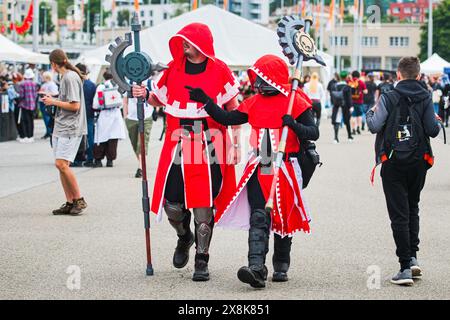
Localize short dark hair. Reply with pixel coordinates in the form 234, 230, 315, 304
352, 70, 360, 78
103, 71, 113, 81
397, 56, 421, 79
75, 63, 88, 76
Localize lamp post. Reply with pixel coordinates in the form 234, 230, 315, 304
427, 0, 433, 58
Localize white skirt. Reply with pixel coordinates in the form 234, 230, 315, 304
94, 108, 126, 144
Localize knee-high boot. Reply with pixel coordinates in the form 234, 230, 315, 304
192, 207, 214, 281
237, 209, 270, 288
272, 234, 293, 282
164, 201, 194, 268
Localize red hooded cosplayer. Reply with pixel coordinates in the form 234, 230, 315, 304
187, 55, 319, 288
134, 23, 240, 281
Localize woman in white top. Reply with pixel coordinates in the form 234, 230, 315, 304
123, 91, 153, 178
38, 71, 59, 139
303, 72, 326, 126
92, 71, 126, 167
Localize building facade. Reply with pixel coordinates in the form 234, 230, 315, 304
218, 0, 270, 25
325, 23, 422, 71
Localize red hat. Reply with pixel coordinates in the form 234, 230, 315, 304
169, 23, 215, 63
247, 55, 290, 96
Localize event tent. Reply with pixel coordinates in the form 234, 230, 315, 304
79, 5, 333, 81
420, 53, 450, 75
0, 35, 49, 64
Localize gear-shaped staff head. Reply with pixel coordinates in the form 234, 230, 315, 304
277, 15, 326, 67
105, 16, 168, 95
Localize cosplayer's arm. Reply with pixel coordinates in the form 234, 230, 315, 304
282, 109, 320, 141
131, 84, 164, 107
185, 86, 248, 126
203, 100, 248, 126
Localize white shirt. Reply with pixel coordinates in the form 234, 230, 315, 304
303, 82, 326, 107
124, 92, 153, 121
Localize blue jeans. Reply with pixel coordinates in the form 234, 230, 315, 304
86, 117, 95, 162
39, 102, 52, 136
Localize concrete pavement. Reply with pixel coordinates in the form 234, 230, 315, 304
0, 119, 450, 300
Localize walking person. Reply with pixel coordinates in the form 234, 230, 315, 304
303, 72, 325, 127
330, 71, 354, 143
75, 63, 97, 167
132, 23, 240, 281
17, 69, 38, 143
348, 70, 367, 135
375, 73, 395, 100
92, 71, 126, 168
362, 73, 377, 131
186, 55, 319, 288
123, 91, 153, 178
38, 71, 59, 139
12, 73, 25, 140
366, 57, 440, 286
42, 49, 88, 216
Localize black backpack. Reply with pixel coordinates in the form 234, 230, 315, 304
330, 84, 346, 107
382, 90, 432, 166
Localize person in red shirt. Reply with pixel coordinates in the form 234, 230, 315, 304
348, 70, 368, 135
132, 23, 240, 282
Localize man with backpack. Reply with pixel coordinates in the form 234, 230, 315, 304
330, 71, 354, 143
366, 56, 441, 286
376, 73, 395, 100
348, 70, 368, 135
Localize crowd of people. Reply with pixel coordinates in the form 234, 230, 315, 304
1, 28, 448, 289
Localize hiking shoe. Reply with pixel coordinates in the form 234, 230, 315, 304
173, 232, 194, 269
52, 202, 73, 215
70, 198, 87, 215
83, 160, 95, 167
192, 253, 210, 281
237, 265, 268, 289
135, 168, 142, 178
94, 160, 103, 167
410, 257, 422, 278
390, 269, 414, 286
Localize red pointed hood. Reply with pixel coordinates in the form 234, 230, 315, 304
247, 54, 290, 96
169, 23, 215, 63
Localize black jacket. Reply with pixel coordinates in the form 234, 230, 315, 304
366, 79, 440, 163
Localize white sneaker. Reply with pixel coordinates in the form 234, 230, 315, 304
19, 138, 26, 143
28, 137, 34, 143
333, 139, 339, 144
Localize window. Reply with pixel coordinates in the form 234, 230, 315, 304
142, 20, 146, 27
390, 37, 409, 47
362, 36, 378, 47
149, 10, 153, 17
163, 13, 168, 19
330, 36, 348, 47
141, 10, 144, 17
150, 20, 153, 27
362, 57, 381, 69
387, 57, 402, 70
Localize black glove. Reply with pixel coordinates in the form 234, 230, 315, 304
185, 86, 211, 104
282, 115, 296, 129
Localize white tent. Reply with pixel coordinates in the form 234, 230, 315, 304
80, 5, 333, 82
0, 35, 49, 64
420, 53, 450, 75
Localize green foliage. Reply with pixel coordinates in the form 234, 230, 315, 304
39, 2, 55, 36
419, 0, 450, 62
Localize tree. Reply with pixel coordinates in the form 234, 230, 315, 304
39, 2, 55, 42
419, 0, 450, 62
117, 10, 130, 27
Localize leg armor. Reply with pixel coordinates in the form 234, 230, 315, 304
193, 207, 214, 255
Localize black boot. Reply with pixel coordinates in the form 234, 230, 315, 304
333, 124, 340, 143
193, 253, 210, 281
238, 209, 270, 288
237, 265, 268, 288
164, 202, 194, 269
272, 234, 292, 282
192, 208, 214, 281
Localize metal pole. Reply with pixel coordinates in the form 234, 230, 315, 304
319, 0, 324, 52
427, 0, 433, 58
43, 4, 47, 45
32, 0, 39, 52
358, 0, 363, 71
87, 0, 91, 43
100, 1, 103, 45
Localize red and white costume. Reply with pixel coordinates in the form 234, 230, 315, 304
150, 23, 240, 218
214, 55, 313, 237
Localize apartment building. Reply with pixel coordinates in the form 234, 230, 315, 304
217, 0, 270, 25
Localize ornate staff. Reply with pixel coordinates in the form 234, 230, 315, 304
105, 12, 167, 276
265, 15, 326, 213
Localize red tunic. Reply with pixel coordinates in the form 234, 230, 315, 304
214, 55, 313, 237
150, 23, 239, 217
